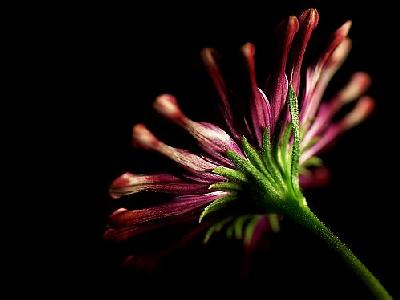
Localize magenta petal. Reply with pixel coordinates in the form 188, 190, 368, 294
302, 72, 371, 148
289, 9, 319, 95
109, 192, 227, 227
301, 124, 340, 164
300, 22, 352, 126
268, 16, 299, 128
109, 172, 210, 199
193, 122, 243, 163
201, 48, 240, 140
104, 192, 228, 241
242, 43, 272, 146
301, 96, 374, 163
153, 94, 242, 163
299, 167, 330, 189
315, 20, 352, 75
132, 124, 217, 175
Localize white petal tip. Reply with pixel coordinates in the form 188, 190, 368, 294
344, 96, 375, 127
132, 124, 159, 149
340, 72, 372, 102
154, 94, 183, 119
332, 38, 352, 63
338, 20, 352, 37
201, 48, 216, 65
111, 208, 128, 216
242, 43, 255, 57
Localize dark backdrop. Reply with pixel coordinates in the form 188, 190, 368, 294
60, 1, 399, 298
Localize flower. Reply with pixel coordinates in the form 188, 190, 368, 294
105, 9, 373, 267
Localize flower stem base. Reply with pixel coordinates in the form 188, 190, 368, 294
287, 205, 392, 300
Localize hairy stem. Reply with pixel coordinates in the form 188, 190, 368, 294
287, 205, 392, 300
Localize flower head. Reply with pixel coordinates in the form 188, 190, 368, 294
105, 8, 373, 267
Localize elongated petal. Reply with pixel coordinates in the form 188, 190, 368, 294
301, 37, 352, 126
104, 192, 228, 241
132, 124, 221, 181
268, 16, 299, 128
104, 210, 197, 242
110, 192, 227, 227
300, 20, 352, 126
154, 94, 242, 165
301, 96, 374, 163
290, 9, 319, 94
316, 20, 352, 76
302, 72, 371, 147
242, 43, 272, 146
109, 172, 210, 199
201, 48, 240, 140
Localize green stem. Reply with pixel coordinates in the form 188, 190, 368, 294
288, 205, 392, 300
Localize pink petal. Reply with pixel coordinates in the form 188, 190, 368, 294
153, 94, 243, 165
301, 96, 374, 164
300, 21, 352, 126
268, 16, 299, 129
104, 192, 228, 241
109, 172, 210, 199
289, 9, 319, 95
201, 48, 240, 140
299, 167, 330, 189
110, 192, 226, 227
302, 72, 371, 148
242, 43, 272, 146
132, 124, 220, 180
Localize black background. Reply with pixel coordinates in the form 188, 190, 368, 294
49, 0, 399, 298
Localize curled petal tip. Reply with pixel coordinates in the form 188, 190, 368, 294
154, 94, 182, 119
351, 72, 372, 85
343, 96, 375, 128
201, 48, 216, 65
111, 208, 128, 216
288, 16, 300, 32
331, 38, 352, 63
359, 96, 375, 114
132, 124, 159, 149
302, 8, 320, 26
111, 172, 133, 189
340, 72, 372, 102
337, 20, 352, 37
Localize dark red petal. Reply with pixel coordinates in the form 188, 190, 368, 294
289, 9, 319, 95
300, 167, 330, 189
105, 192, 228, 241
242, 43, 272, 146
154, 94, 243, 165
268, 16, 299, 129
201, 48, 240, 140
109, 172, 210, 199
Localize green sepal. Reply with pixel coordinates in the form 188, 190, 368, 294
268, 213, 280, 233
302, 156, 323, 169
199, 193, 237, 223
203, 217, 234, 243
244, 215, 263, 245
225, 215, 253, 240
262, 128, 285, 188
279, 123, 293, 177
226, 150, 281, 200
241, 136, 273, 182
287, 85, 301, 194
212, 166, 248, 183
209, 182, 242, 192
